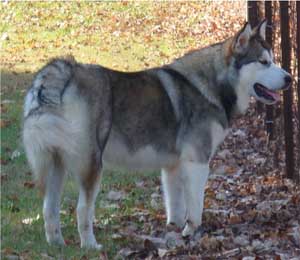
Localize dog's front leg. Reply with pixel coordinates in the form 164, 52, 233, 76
181, 161, 209, 237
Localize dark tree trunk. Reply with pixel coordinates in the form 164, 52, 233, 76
296, 1, 300, 183
265, 1, 274, 140
280, 1, 295, 180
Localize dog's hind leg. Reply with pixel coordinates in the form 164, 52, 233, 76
162, 164, 186, 229
43, 153, 66, 246
181, 161, 209, 237
75, 158, 102, 250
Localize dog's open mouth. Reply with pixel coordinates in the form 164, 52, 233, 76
254, 83, 281, 102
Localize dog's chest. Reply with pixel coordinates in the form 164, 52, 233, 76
210, 121, 229, 159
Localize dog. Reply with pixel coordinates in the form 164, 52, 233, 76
23, 20, 291, 249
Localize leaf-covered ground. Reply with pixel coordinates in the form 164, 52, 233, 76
1, 2, 299, 259
114, 106, 300, 259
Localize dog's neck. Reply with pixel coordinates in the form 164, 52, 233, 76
170, 38, 249, 123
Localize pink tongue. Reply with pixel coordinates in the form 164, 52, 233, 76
265, 89, 280, 101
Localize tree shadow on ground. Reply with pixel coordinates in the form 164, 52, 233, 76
1, 70, 35, 96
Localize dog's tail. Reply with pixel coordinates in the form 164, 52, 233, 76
23, 56, 86, 192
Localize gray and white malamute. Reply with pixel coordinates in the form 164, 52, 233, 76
23, 20, 291, 249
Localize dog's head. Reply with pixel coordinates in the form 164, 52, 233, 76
231, 20, 292, 105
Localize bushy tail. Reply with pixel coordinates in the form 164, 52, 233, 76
22, 56, 82, 191
23, 56, 75, 118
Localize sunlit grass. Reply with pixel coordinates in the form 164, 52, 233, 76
1, 1, 245, 257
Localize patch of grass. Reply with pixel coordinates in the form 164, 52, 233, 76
1, 1, 246, 258
0, 2, 202, 257
1, 2, 210, 72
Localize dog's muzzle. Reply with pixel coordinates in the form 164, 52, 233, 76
254, 75, 292, 103
254, 83, 281, 102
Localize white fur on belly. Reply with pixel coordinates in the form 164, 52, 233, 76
103, 138, 177, 171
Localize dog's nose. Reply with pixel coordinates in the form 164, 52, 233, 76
284, 75, 292, 84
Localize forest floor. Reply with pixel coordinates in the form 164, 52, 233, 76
1, 2, 299, 259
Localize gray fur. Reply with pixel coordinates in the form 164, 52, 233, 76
23, 22, 291, 248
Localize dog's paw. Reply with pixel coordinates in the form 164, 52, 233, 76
166, 222, 182, 232
181, 221, 197, 238
47, 236, 66, 247
45, 226, 65, 246
181, 222, 205, 239
81, 241, 103, 250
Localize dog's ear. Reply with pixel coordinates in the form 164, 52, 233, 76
233, 22, 252, 54
253, 19, 267, 40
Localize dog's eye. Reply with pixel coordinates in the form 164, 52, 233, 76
259, 60, 268, 65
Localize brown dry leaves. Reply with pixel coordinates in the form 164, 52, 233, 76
114, 104, 300, 259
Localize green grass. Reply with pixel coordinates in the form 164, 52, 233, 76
1, 2, 209, 72
0, 86, 159, 258
1, 3, 177, 257
0, 1, 245, 258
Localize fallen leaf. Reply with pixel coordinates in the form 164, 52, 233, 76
10, 150, 21, 160
199, 234, 222, 251
106, 190, 126, 201
228, 213, 242, 225
22, 214, 40, 225
0, 119, 11, 128
24, 181, 35, 189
